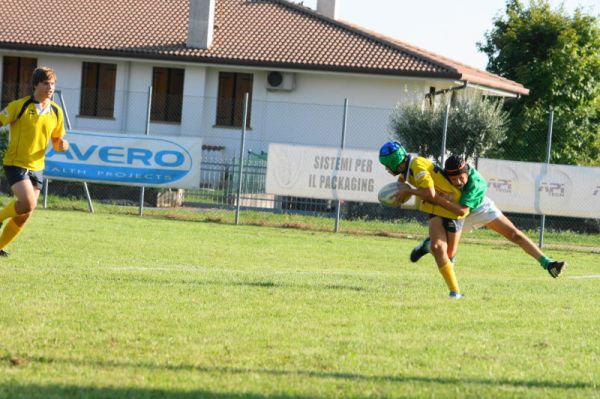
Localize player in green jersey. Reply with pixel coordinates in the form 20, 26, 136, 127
410, 154, 566, 278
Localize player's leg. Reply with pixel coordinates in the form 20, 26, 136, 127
410, 231, 461, 264
445, 221, 463, 260
429, 217, 462, 297
0, 166, 40, 222
0, 199, 18, 223
485, 214, 566, 277
443, 217, 464, 268
0, 176, 20, 224
410, 236, 431, 262
486, 214, 542, 259
414, 197, 498, 265
0, 170, 42, 254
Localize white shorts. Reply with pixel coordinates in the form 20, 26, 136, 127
463, 197, 503, 233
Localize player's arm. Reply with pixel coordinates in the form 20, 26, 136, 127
415, 186, 465, 216
0, 105, 15, 128
409, 169, 464, 216
430, 193, 469, 217
51, 107, 69, 152
394, 180, 465, 218
392, 185, 433, 202
51, 137, 69, 152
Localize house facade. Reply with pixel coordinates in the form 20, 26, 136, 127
0, 0, 528, 159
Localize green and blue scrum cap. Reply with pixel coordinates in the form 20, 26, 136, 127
379, 141, 408, 172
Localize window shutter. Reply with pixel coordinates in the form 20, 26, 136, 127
1, 57, 37, 108
80, 62, 98, 116
97, 64, 116, 117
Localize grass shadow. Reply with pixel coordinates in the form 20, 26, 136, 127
9, 355, 595, 392
104, 274, 366, 292
0, 383, 307, 399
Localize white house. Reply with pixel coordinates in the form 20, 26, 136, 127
0, 0, 528, 158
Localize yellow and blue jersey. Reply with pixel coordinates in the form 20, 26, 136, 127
402, 156, 467, 219
0, 96, 66, 171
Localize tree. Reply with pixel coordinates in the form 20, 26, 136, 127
389, 94, 509, 164
478, 0, 600, 165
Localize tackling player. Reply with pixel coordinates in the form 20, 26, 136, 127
410, 154, 567, 278
379, 141, 467, 298
0, 66, 69, 256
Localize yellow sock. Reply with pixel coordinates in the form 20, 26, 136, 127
0, 219, 24, 250
0, 201, 18, 223
438, 261, 460, 293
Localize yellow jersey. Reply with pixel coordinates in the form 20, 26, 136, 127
401, 156, 468, 219
0, 96, 66, 171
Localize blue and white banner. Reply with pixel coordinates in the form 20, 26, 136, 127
44, 130, 202, 189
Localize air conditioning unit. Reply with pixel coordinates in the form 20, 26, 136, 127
266, 71, 296, 91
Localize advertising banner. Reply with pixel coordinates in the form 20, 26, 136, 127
266, 143, 409, 204
44, 130, 203, 189
478, 158, 600, 218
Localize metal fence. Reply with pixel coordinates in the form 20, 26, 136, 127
3, 86, 597, 239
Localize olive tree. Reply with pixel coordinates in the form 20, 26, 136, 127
389, 94, 509, 163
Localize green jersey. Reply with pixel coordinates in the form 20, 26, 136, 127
460, 167, 488, 210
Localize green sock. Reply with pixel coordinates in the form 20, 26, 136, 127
538, 255, 552, 269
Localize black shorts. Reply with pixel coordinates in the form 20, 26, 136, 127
429, 214, 464, 233
4, 165, 44, 190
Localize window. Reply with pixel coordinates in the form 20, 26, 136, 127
1, 56, 37, 108
151, 67, 184, 123
216, 72, 253, 128
79, 62, 117, 117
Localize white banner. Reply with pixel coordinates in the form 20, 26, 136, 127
266, 143, 404, 203
478, 158, 600, 218
44, 130, 203, 189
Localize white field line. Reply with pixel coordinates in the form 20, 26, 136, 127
108, 266, 392, 278
110, 267, 600, 281
567, 275, 600, 280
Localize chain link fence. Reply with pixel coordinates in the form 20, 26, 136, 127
1, 86, 598, 242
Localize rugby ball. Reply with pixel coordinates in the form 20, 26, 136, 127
378, 181, 412, 207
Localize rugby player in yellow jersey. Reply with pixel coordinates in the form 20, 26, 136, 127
410, 154, 567, 278
379, 141, 467, 298
0, 66, 69, 256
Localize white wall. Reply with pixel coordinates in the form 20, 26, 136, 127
1, 51, 451, 158
200, 67, 442, 158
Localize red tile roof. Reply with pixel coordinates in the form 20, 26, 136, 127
0, 0, 528, 95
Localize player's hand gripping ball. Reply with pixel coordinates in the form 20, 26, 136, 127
378, 181, 412, 207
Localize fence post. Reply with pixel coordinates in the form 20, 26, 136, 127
235, 93, 250, 225
139, 85, 152, 216
54, 90, 94, 213
539, 108, 554, 248
441, 98, 451, 166
334, 98, 349, 233
42, 179, 49, 209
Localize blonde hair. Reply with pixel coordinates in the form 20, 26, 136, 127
31, 66, 57, 90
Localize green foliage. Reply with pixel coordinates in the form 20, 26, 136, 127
0, 125, 8, 161
0, 126, 7, 180
479, 0, 600, 165
389, 99, 444, 160
389, 94, 509, 163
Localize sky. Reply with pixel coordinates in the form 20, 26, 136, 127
300, 0, 599, 70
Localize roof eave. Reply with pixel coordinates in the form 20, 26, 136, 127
460, 72, 530, 96
0, 43, 463, 80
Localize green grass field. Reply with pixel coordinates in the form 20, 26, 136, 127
0, 209, 598, 398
